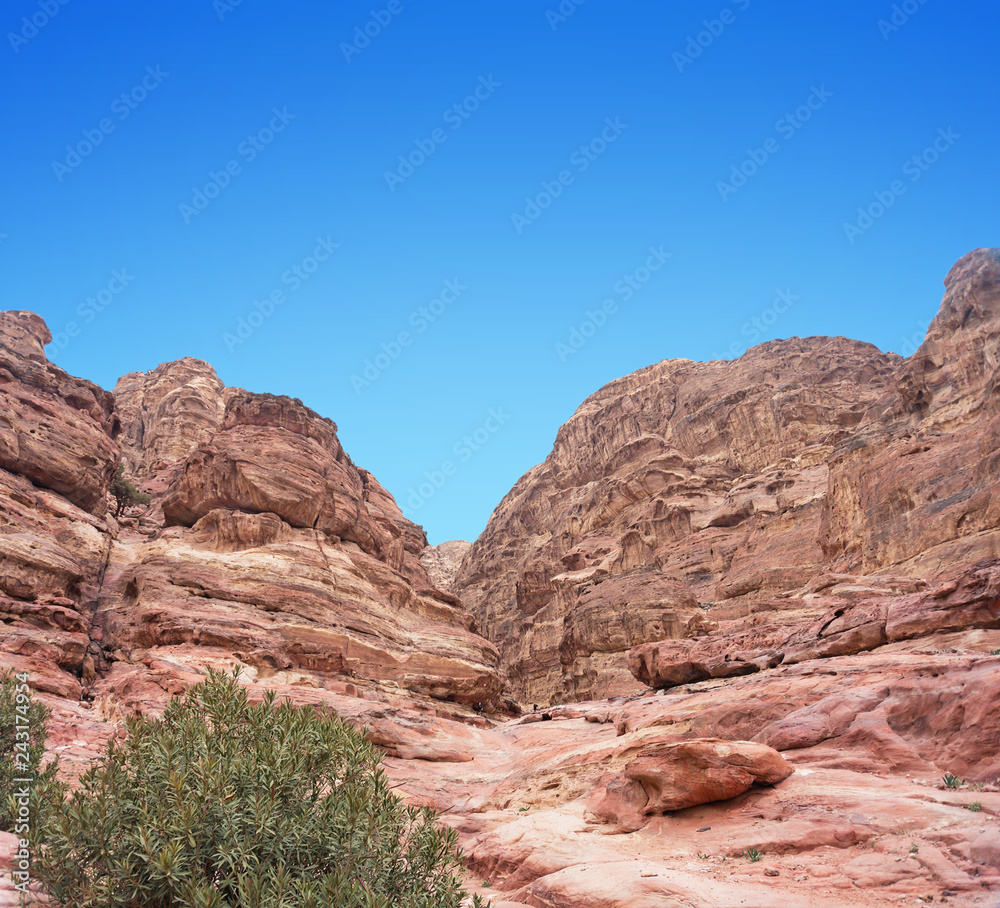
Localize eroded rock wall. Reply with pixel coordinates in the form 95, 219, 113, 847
456, 249, 1000, 707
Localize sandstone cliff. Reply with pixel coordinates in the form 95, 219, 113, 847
455, 248, 1000, 707
0, 321, 502, 716
2, 251, 1000, 908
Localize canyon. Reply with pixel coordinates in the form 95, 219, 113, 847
1, 248, 999, 907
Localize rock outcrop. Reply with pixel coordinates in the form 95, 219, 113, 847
113, 357, 226, 481
455, 338, 900, 705
3, 249, 1000, 908
456, 248, 1000, 709
0, 317, 502, 713
0, 310, 120, 513
421, 539, 472, 591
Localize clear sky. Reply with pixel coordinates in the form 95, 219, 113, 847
3, 0, 997, 544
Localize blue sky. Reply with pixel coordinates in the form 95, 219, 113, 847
2, 0, 997, 544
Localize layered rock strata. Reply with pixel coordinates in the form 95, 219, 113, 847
456, 248, 1000, 708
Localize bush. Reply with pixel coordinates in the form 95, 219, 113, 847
109, 463, 151, 517
0, 671, 65, 835
35, 670, 485, 908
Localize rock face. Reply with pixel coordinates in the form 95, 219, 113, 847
456, 248, 1000, 708
0, 310, 120, 513
0, 317, 502, 712
106, 381, 502, 708
822, 249, 1000, 575
421, 540, 472, 591
162, 391, 393, 559
3, 250, 1000, 908
455, 338, 899, 705
113, 357, 226, 480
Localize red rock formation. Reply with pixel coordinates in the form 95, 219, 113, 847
113, 357, 226, 480
456, 338, 900, 705
457, 248, 1000, 710
106, 379, 504, 708
822, 249, 1000, 575
3, 250, 1000, 908
421, 539, 472, 591
0, 310, 120, 513
0, 315, 502, 712
585, 738, 794, 831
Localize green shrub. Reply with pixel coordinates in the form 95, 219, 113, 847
942, 772, 964, 789
109, 463, 151, 517
0, 671, 65, 834
35, 670, 484, 908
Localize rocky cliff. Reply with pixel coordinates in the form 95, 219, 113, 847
455, 248, 1000, 710
0, 325, 502, 721
2, 251, 999, 908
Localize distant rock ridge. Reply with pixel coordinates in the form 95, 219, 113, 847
421, 540, 472, 591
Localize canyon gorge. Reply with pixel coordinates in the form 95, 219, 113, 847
1, 248, 999, 907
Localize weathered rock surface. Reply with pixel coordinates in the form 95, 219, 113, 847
0, 314, 502, 713
456, 248, 1000, 709
585, 738, 793, 831
113, 357, 227, 480
455, 337, 899, 705
97, 508, 502, 707
4, 251, 1000, 908
0, 310, 120, 513
421, 539, 472, 591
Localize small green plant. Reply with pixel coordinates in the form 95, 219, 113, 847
35, 669, 485, 908
108, 463, 151, 517
740, 848, 763, 862
965, 802, 983, 812
910, 843, 919, 854
697, 852, 710, 860
0, 671, 65, 834
942, 772, 964, 789
989, 648, 1000, 655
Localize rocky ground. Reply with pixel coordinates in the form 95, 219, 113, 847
1, 249, 999, 907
